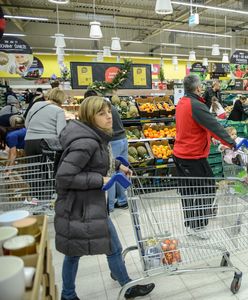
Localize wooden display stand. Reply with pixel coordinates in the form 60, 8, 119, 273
23, 215, 57, 300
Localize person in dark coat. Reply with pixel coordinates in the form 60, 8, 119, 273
23, 88, 45, 119
228, 96, 247, 121
203, 80, 222, 109
55, 96, 155, 300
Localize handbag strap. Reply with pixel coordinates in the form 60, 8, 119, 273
28, 103, 51, 123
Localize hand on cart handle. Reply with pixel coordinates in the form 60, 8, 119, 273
116, 156, 129, 167
119, 164, 133, 178
102, 173, 132, 191
235, 139, 248, 150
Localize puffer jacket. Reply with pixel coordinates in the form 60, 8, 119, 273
54, 120, 112, 256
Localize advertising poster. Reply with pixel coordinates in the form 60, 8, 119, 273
77, 65, 93, 86
71, 62, 152, 89
190, 62, 208, 81
230, 50, 248, 79
152, 64, 160, 76
23, 57, 44, 80
0, 37, 33, 75
133, 67, 147, 86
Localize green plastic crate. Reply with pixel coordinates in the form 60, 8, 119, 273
208, 155, 223, 165
211, 164, 223, 174
210, 144, 220, 155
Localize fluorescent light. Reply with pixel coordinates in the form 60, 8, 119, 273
4, 15, 49, 21
50, 35, 99, 41
161, 43, 181, 47
121, 40, 143, 44
3, 33, 27, 37
236, 48, 248, 51
163, 28, 232, 38
198, 45, 231, 50
171, 1, 248, 15
121, 40, 181, 47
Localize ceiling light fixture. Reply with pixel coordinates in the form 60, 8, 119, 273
163, 29, 231, 38
155, 0, 173, 15
103, 46, 111, 56
172, 56, 178, 65
222, 16, 229, 63
4, 15, 49, 21
89, 0, 103, 39
197, 45, 231, 50
48, 0, 70, 4
189, 50, 196, 61
202, 57, 208, 66
212, 44, 220, 56
111, 1, 121, 51
3, 33, 26, 37
171, 1, 248, 16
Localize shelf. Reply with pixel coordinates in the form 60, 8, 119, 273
122, 117, 175, 125
128, 137, 174, 143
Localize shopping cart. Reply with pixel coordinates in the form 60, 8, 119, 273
116, 175, 248, 299
0, 153, 56, 214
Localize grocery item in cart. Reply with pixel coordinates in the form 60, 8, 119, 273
161, 238, 182, 265
144, 240, 163, 269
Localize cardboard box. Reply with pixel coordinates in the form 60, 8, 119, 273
150, 140, 173, 165
135, 97, 159, 118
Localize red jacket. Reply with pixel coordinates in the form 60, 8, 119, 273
173, 93, 235, 159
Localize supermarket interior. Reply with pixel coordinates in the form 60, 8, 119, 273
1, 0, 248, 299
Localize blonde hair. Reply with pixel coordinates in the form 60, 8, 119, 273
211, 96, 219, 113
225, 126, 236, 136
47, 88, 65, 105
9, 115, 25, 128
78, 96, 112, 130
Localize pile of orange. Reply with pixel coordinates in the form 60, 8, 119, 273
139, 103, 158, 113
157, 102, 175, 111
161, 239, 182, 265
143, 127, 176, 139
151, 144, 173, 159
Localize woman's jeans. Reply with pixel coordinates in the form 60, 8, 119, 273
108, 138, 128, 211
61, 218, 131, 299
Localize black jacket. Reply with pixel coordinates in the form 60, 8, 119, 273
228, 100, 246, 121
203, 88, 222, 109
55, 120, 112, 256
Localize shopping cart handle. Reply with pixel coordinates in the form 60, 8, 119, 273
102, 173, 132, 191
116, 156, 130, 167
235, 139, 248, 150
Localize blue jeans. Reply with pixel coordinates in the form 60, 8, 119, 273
108, 138, 128, 211
61, 218, 131, 299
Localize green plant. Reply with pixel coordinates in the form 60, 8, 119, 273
158, 66, 165, 83
90, 59, 132, 95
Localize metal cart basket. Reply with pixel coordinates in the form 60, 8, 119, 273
118, 175, 248, 299
0, 153, 56, 214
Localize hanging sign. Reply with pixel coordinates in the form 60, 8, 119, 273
230, 50, 248, 65
71, 62, 152, 89
190, 62, 207, 73
0, 37, 33, 75
209, 63, 230, 74
23, 56, 44, 80
0, 7, 6, 40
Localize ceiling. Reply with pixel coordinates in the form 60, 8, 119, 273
1, 0, 248, 60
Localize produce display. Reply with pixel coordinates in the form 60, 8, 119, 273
151, 142, 173, 160
143, 123, 176, 139
161, 238, 182, 265
128, 144, 149, 163
111, 95, 139, 119
139, 103, 158, 113
125, 126, 141, 140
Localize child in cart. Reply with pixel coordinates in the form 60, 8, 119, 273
218, 127, 248, 166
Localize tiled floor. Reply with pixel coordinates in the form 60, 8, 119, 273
49, 208, 248, 300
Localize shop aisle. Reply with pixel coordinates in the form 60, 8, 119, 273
48, 210, 248, 300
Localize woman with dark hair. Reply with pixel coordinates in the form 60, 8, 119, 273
228, 96, 248, 121
55, 96, 155, 300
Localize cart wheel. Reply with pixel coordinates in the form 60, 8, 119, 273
231, 275, 242, 294
110, 272, 117, 281
220, 252, 230, 267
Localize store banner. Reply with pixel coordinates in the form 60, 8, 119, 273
189, 62, 207, 80
230, 50, 248, 65
152, 64, 160, 76
0, 37, 33, 75
23, 56, 44, 80
71, 62, 152, 89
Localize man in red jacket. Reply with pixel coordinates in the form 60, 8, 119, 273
173, 74, 235, 239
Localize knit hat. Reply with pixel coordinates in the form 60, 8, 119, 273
7, 95, 18, 105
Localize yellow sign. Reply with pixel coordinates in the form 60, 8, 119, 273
133, 67, 147, 86
77, 66, 93, 86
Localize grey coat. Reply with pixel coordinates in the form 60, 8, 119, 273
54, 120, 112, 256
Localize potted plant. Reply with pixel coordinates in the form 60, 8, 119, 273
158, 66, 166, 90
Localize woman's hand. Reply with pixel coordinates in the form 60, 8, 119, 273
119, 164, 133, 178
103, 177, 110, 185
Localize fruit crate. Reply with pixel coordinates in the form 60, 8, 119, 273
210, 144, 220, 155
218, 120, 248, 138
128, 142, 154, 167
135, 97, 160, 118
142, 123, 176, 139
154, 96, 175, 118
149, 140, 173, 165
125, 126, 143, 140
211, 164, 223, 175
207, 154, 223, 165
